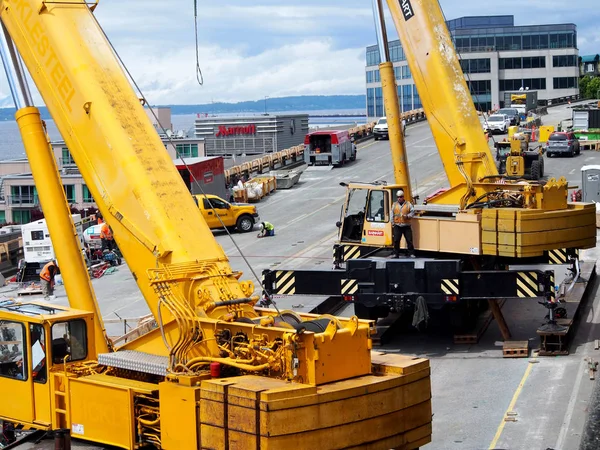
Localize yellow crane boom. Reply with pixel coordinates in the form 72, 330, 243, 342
0, 1, 432, 448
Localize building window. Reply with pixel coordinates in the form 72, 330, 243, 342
10, 185, 37, 206
550, 32, 575, 49
63, 185, 75, 203
366, 47, 381, 66
0, 211, 5, 224
12, 210, 31, 224
82, 185, 94, 203
522, 56, 545, 69
389, 43, 405, 62
0, 321, 26, 380
175, 143, 199, 158
394, 67, 401, 79
375, 87, 384, 117
61, 148, 75, 165
460, 58, 491, 74
366, 71, 374, 83
402, 85, 412, 112
553, 77, 578, 89
401, 65, 411, 79
500, 57, 545, 70
553, 55, 577, 67
367, 88, 375, 117
413, 85, 422, 109
468, 80, 491, 112
500, 78, 546, 91
499, 58, 521, 70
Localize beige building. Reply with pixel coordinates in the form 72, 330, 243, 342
0, 116, 205, 224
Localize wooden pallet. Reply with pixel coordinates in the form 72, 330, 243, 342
454, 299, 506, 345
580, 140, 600, 151
17, 289, 43, 296
503, 340, 529, 358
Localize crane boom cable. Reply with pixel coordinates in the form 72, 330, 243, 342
194, 0, 204, 86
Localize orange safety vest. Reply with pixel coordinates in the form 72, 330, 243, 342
100, 223, 113, 240
40, 261, 57, 282
392, 201, 412, 225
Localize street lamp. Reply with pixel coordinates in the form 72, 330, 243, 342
264, 96, 269, 115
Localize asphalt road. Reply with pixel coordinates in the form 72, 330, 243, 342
6, 100, 600, 450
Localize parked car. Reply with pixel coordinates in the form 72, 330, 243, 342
194, 194, 260, 232
546, 132, 580, 157
496, 108, 521, 126
484, 114, 511, 134
373, 117, 389, 140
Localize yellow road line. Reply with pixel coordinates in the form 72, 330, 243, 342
488, 356, 537, 449
357, 140, 377, 151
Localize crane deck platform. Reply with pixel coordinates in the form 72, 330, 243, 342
537, 261, 596, 356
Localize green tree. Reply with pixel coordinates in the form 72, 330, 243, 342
580, 75, 592, 98
587, 77, 600, 99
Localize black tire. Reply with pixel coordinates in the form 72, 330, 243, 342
539, 157, 545, 177
570, 148, 575, 157
236, 215, 254, 233
530, 160, 541, 180
374, 136, 379, 141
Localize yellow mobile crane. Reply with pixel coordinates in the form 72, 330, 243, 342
0, 1, 431, 449
264, 0, 596, 337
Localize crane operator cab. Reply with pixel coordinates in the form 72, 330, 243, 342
0, 300, 94, 428
336, 183, 404, 247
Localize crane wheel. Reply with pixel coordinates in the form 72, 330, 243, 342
530, 160, 541, 180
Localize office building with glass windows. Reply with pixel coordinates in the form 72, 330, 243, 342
366, 15, 580, 118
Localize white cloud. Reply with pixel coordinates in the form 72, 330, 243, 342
117, 39, 365, 103
0, 0, 596, 107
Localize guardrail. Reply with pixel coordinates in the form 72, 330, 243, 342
225, 145, 305, 184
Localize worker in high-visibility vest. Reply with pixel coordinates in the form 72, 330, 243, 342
100, 222, 115, 251
391, 190, 415, 258
39, 259, 59, 299
257, 221, 275, 238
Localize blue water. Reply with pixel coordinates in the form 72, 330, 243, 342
0, 109, 366, 161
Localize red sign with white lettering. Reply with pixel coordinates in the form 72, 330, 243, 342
216, 124, 256, 137
367, 230, 384, 237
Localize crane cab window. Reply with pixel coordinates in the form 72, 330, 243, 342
367, 190, 388, 222
30, 324, 47, 383
0, 321, 26, 381
341, 188, 369, 242
51, 320, 87, 364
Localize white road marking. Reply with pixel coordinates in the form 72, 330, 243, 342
554, 293, 600, 449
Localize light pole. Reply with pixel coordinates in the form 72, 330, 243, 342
264, 96, 269, 115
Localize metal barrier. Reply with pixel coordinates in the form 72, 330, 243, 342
225, 145, 305, 184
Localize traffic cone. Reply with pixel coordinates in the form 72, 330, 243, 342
531, 126, 537, 141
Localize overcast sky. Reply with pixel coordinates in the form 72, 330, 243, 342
2, 0, 599, 106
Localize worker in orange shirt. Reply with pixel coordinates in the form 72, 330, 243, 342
100, 222, 115, 251
39, 259, 59, 300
